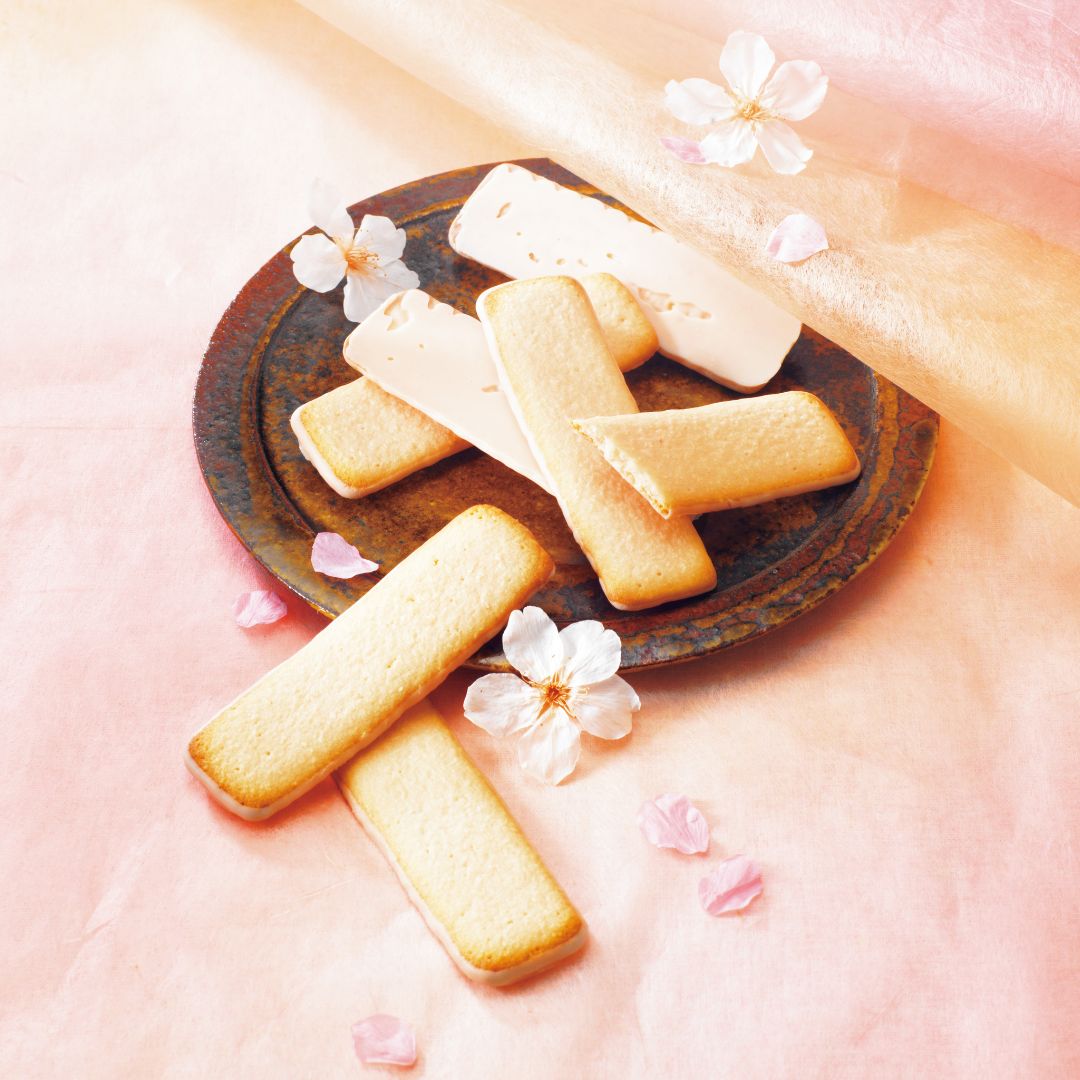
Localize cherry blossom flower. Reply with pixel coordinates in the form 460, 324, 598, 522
290, 178, 420, 323
464, 607, 639, 785
664, 31, 827, 175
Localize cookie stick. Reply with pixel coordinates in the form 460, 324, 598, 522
291, 376, 467, 499
185, 505, 554, 820
337, 699, 586, 986
574, 392, 862, 518
477, 275, 716, 611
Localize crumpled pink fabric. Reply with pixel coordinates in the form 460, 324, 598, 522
2, 3, 1078, 1078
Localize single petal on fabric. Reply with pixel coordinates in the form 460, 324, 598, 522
663, 78, 734, 125
463, 673, 543, 738
718, 31, 775, 100
503, 606, 563, 682
698, 120, 758, 167
570, 675, 638, 740
699, 855, 763, 915
755, 121, 813, 174
558, 621, 622, 686
310, 531, 379, 578
351, 1014, 417, 1067
233, 589, 287, 628
766, 213, 829, 263
637, 794, 709, 854
290, 233, 346, 292
308, 177, 355, 243
377, 258, 421, 290
515, 709, 581, 785
356, 214, 408, 263
760, 60, 828, 122
659, 135, 708, 164
343, 268, 403, 323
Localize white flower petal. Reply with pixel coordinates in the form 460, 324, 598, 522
356, 215, 407, 263
570, 675, 639, 740
343, 268, 403, 323
503, 606, 563, 682
663, 78, 734, 126
290, 233, 347, 292
515, 710, 581, 785
766, 213, 829, 263
698, 120, 758, 167
558, 621, 622, 686
760, 60, 828, 122
463, 673, 542, 738
376, 259, 421, 290
719, 31, 775, 100
308, 178, 355, 243
756, 120, 813, 174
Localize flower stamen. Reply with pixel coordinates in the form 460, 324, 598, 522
341, 240, 380, 272
536, 678, 573, 717
730, 93, 775, 125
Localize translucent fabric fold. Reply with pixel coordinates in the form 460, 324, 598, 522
300, 0, 1080, 506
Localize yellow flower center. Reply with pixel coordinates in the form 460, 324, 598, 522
340, 239, 379, 272
528, 677, 575, 718
541, 680, 571, 712
731, 94, 775, 125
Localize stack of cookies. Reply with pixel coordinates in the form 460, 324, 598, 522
186, 164, 860, 985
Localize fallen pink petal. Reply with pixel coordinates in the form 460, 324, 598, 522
660, 135, 707, 164
351, 1014, 417, 1067
637, 794, 710, 854
699, 855, 763, 915
766, 213, 829, 263
311, 531, 379, 578
232, 589, 287, 628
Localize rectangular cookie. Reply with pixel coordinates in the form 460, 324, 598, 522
337, 699, 586, 986
476, 275, 716, 611
449, 162, 802, 392
186, 505, 554, 820
574, 392, 862, 517
291, 376, 467, 498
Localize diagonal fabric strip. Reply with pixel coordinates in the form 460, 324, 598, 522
299, 0, 1080, 507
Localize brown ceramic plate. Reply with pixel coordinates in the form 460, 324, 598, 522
193, 158, 937, 671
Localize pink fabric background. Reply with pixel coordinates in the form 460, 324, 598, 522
2, 2, 1079, 1076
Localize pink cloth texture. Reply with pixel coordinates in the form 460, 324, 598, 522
2, 2, 1079, 1078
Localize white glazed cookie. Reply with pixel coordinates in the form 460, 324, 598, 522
477, 275, 716, 611
449, 162, 801, 392
337, 699, 586, 986
291, 376, 467, 498
186, 506, 554, 819
574, 391, 862, 518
